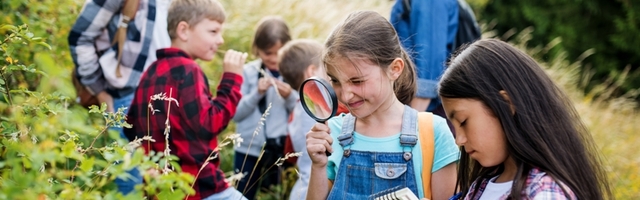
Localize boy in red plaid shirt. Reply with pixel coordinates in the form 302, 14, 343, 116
123, 0, 248, 199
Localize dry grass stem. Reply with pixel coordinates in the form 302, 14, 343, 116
189, 133, 243, 198
275, 152, 302, 167
253, 65, 281, 100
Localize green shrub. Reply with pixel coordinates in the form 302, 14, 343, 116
479, 0, 640, 98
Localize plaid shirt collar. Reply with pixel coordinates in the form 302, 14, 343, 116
464, 167, 576, 200
156, 47, 192, 60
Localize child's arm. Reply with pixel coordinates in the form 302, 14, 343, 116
431, 162, 457, 200
68, 0, 122, 111
307, 165, 331, 200
178, 65, 243, 136
429, 115, 460, 199
306, 123, 335, 200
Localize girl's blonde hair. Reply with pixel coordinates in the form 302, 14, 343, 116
322, 11, 416, 105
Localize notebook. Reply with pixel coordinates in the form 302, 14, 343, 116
371, 187, 419, 200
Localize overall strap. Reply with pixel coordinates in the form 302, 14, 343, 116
336, 114, 355, 157
399, 105, 418, 148
337, 114, 355, 148
399, 106, 418, 161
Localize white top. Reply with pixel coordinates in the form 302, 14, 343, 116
479, 176, 513, 200
146, 0, 172, 67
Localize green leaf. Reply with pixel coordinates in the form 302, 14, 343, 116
0, 78, 4, 85
61, 140, 76, 157
0, 25, 17, 32
157, 190, 185, 200
22, 156, 32, 168
80, 157, 94, 172
35, 42, 51, 50
102, 151, 115, 161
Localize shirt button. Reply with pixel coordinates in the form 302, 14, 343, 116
403, 152, 412, 161
387, 168, 395, 177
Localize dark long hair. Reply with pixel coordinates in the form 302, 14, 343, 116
322, 11, 416, 105
439, 39, 611, 199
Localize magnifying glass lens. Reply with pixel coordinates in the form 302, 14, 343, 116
301, 80, 334, 121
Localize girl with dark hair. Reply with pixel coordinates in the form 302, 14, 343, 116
440, 38, 611, 200
305, 11, 459, 200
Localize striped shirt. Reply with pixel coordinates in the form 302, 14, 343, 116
68, 0, 166, 98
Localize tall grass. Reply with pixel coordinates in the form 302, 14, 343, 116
195, 0, 640, 199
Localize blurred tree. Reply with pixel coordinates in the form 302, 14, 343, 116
480, 0, 640, 96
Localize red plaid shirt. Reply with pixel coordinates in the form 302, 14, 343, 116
124, 48, 243, 199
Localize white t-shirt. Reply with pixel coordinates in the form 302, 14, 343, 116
479, 176, 513, 200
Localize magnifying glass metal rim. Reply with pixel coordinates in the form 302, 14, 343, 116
299, 77, 338, 123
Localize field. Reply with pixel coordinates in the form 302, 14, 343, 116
0, 0, 637, 199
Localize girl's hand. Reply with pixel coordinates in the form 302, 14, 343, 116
275, 80, 292, 98
257, 77, 272, 95
306, 123, 333, 167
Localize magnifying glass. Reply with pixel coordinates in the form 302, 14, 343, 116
299, 77, 338, 156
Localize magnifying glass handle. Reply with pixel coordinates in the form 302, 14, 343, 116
325, 151, 331, 156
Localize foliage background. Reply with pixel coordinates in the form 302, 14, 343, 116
0, 0, 639, 199
478, 0, 640, 99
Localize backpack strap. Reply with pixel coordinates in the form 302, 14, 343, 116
418, 112, 434, 199
401, 0, 411, 20
113, 0, 141, 78
451, 0, 481, 53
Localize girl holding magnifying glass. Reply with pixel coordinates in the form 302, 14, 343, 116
306, 11, 460, 200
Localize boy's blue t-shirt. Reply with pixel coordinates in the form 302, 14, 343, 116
326, 113, 460, 198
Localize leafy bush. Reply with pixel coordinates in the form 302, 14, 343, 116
478, 0, 640, 97
0, 24, 195, 199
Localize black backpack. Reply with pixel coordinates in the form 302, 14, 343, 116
401, 0, 481, 54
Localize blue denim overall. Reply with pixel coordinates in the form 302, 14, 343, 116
327, 105, 420, 199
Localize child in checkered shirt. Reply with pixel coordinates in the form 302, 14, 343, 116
124, 0, 248, 199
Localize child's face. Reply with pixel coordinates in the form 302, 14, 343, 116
441, 97, 509, 167
185, 18, 224, 61
328, 57, 396, 118
258, 41, 283, 71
